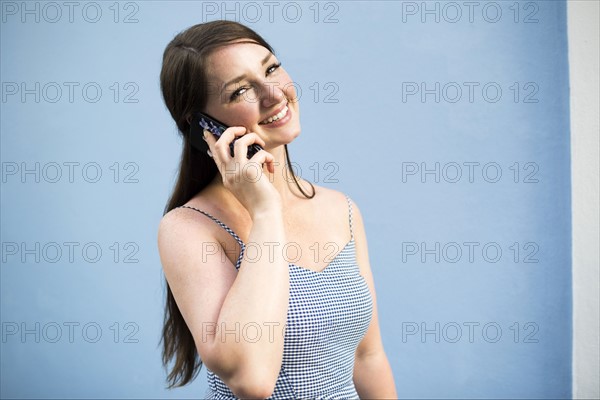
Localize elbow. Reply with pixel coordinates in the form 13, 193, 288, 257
200, 342, 280, 398
226, 369, 278, 399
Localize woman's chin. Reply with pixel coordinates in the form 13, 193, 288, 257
281, 127, 301, 146
259, 124, 301, 148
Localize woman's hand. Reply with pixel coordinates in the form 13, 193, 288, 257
203, 126, 280, 217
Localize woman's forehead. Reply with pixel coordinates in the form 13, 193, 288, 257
206, 42, 272, 81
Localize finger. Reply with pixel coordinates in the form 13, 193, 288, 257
251, 149, 275, 174
232, 132, 266, 148
217, 126, 247, 144
203, 126, 241, 159
212, 126, 246, 160
203, 129, 227, 161
202, 128, 217, 147
232, 133, 266, 161
265, 154, 275, 174
202, 130, 228, 175
202, 129, 219, 158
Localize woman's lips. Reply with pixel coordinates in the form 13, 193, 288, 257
259, 102, 289, 125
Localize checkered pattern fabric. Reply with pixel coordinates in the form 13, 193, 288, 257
176, 195, 373, 399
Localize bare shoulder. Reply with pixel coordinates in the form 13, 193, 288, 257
311, 184, 347, 207
307, 184, 366, 240
157, 205, 214, 259
157, 185, 235, 258
311, 184, 363, 220
157, 204, 236, 278
158, 209, 198, 277
157, 207, 192, 259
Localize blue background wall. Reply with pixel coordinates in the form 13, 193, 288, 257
1, 1, 571, 398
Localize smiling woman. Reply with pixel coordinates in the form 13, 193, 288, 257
157, 20, 396, 399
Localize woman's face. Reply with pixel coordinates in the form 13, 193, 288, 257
203, 42, 300, 150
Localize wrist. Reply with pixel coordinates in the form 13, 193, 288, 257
249, 203, 283, 221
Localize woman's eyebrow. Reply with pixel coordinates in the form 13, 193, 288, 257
222, 52, 274, 89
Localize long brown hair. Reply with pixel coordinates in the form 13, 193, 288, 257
159, 20, 314, 388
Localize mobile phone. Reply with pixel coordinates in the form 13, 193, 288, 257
190, 112, 263, 159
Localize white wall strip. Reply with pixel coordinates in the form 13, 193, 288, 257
568, 0, 600, 398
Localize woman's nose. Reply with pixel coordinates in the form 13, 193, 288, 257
260, 81, 285, 108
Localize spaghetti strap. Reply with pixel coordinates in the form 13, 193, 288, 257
345, 195, 355, 241
175, 205, 245, 270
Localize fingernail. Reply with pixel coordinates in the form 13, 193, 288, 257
202, 130, 208, 140
206, 149, 213, 158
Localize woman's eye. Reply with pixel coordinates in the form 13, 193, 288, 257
230, 86, 249, 101
266, 62, 282, 75
228, 63, 282, 101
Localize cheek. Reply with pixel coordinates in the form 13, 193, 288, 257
233, 104, 261, 126
279, 73, 299, 102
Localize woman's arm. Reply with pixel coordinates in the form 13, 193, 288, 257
158, 205, 289, 398
159, 130, 289, 398
351, 200, 398, 398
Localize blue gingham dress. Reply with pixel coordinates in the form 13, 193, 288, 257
177, 195, 373, 399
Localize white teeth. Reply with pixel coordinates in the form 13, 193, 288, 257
262, 105, 288, 124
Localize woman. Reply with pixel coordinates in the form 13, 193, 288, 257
157, 20, 397, 399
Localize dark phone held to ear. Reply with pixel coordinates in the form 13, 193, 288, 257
190, 112, 263, 158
